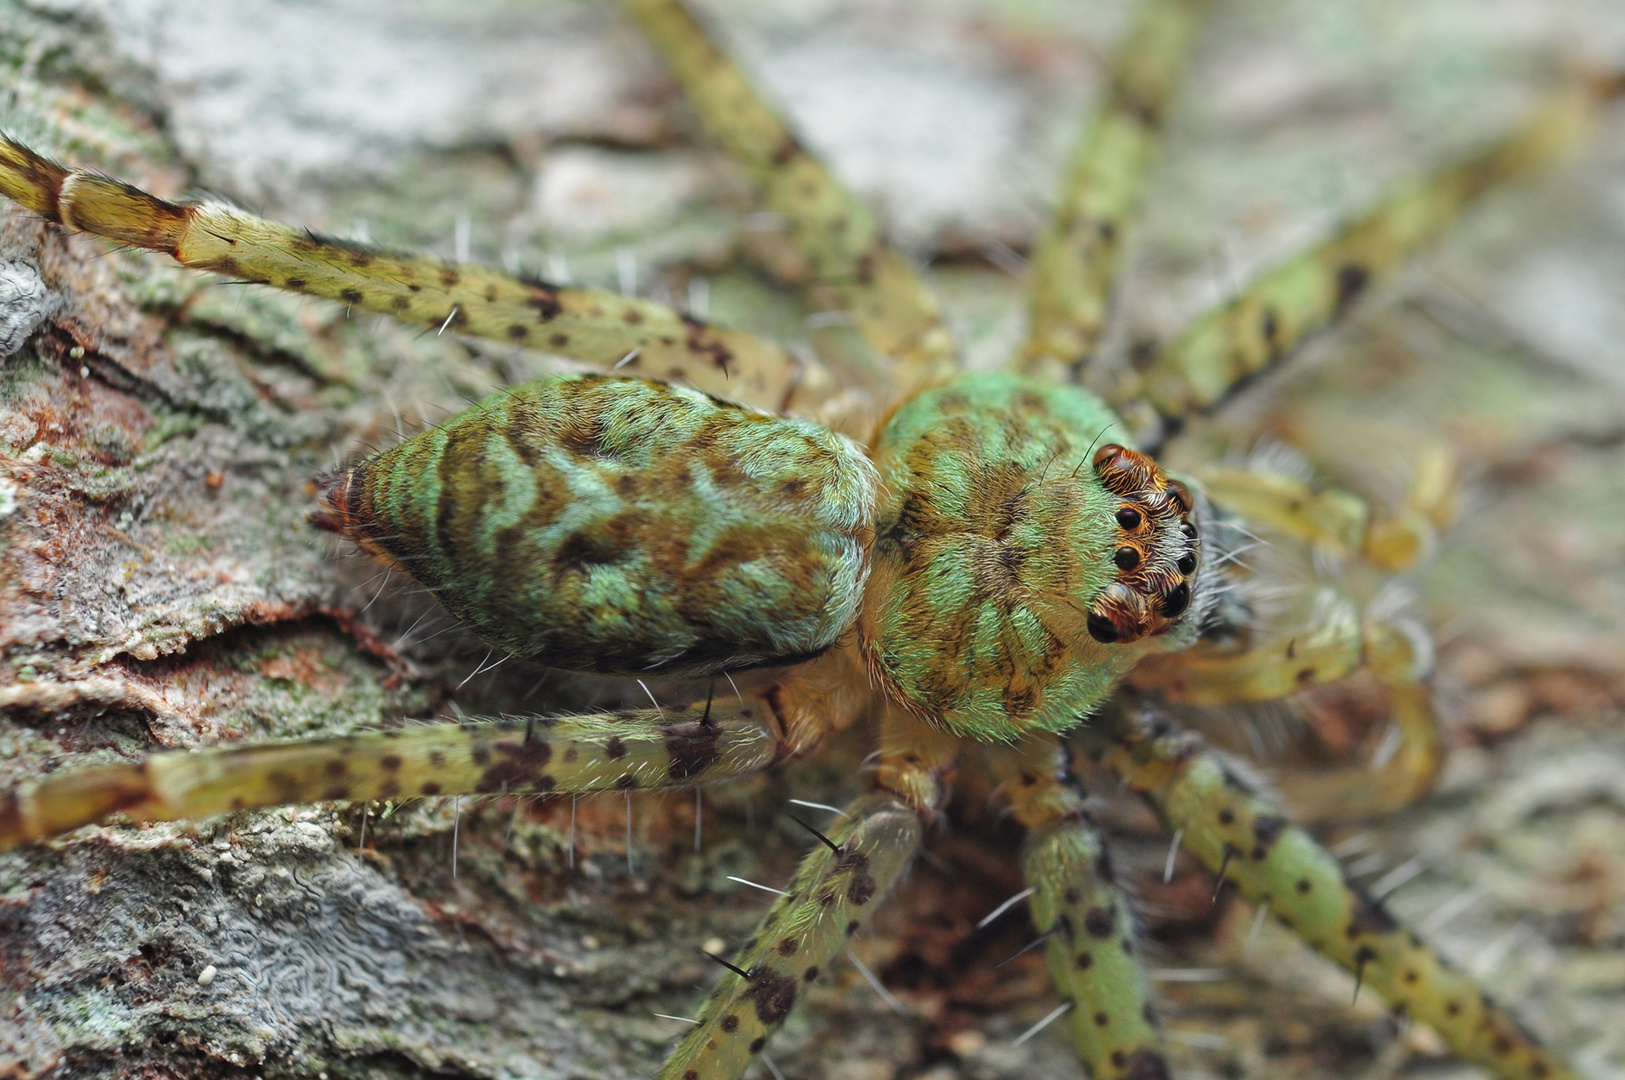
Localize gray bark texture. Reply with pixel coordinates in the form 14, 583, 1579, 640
2, 1, 1623, 1078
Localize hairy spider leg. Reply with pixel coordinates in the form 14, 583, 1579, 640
1000, 737, 1169, 1080
1130, 83, 1609, 428
1196, 443, 1459, 573
656, 707, 956, 1080
0, 702, 784, 853
1130, 609, 1443, 819
1022, 0, 1207, 385
0, 136, 843, 421
623, 0, 956, 400
1083, 701, 1572, 1080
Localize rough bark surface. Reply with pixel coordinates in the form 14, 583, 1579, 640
1, 2, 1623, 1079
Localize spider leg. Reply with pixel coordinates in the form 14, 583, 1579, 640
1080, 701, 1574, 1080
1021, 0, 1208, 385
0, 699, 786, 852
0, 136, 842, 418
1127, 82, 1613, 430
1194, 442, 1458, 572
1130, 610, 1442, 819
656, 705, 956, 1080
999, 737, 1168, 1079
622, 0, 956, 399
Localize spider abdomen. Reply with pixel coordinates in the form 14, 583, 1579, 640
313, 374, 877, 675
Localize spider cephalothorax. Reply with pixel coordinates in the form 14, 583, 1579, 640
859, 372, 1210, 740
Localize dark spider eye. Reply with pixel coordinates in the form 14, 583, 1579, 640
1167, 479, 1193, 514
1114, 545, 1142, 571
1176, 552, 1197, 575
1087, 611, 1121, 644
1180, 521, 1197, 540
1159, 581, 1191, 619
1115, 506, 1143, 530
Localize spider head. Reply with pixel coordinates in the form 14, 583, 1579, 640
860, 373, 1212, 740
1082, 444, 1201, 646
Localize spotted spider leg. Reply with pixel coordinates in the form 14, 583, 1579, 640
0, 701, 786, 853
1080, 701, 1573, 1080
1133, 450, 1459, 816
622, 0, 957, 400
1021, 0, 1207, 385
1129, 82, 1613, 428
656, 708, 957, 1080
1130, 603, 1443, 818
0, 137, 841, 420
1001, 736, 1169, 1080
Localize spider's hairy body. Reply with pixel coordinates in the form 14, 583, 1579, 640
312, 373, 876, 676
0, 1, 1614, 1078
862, 372, 1204, 739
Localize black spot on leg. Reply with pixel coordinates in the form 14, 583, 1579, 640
1094, 1011, 1109, 1027
803, 966, 818, 982
339, 288, 363, 304
664, 720, 723, 780
1084, 905, 1116, 939
744, 969, 798, 1026
1296, 878, 1313, 894
750, 1038, 766, 1053
604, 736, 628, 761
1261, 308, 1280, 351
507, 324, 529, 341
1334, 263, 1370, 313
1075, 951, 1093, 970
421, 782, 442, 795
1094, 846, 1116, 884
1346, 889, 1399, 938
846, 921, 860, 936
777, 938, 799, 956
1125, 1048, 1172, 1080
615, 774, 638, 790
836, 850, 877, 905
721, 1015, 739, 1032
771, 136, 802, 166
285, 278, 306, 289
479, 737, 553, 792
1251, 815, 1287, 859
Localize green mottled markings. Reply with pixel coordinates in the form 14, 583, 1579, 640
860, 372, 1157, 739
315, 374, 877, 675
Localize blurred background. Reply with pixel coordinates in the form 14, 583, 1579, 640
1, 1, 1622, 1077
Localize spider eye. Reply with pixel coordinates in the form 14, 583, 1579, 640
1114, 545, 1142, 571
1176, 552, 1197, 575
1086, 611, 1122, 644
1166, 479, 1194, 514
1115, 506, 1143, 530
1159, 581, 1191, 619
1180, 521, 1197, 540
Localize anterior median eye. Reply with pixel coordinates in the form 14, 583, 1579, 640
1114, 545, 1142, 571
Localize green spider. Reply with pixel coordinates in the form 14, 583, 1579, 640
0, 0, 1613, 1077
